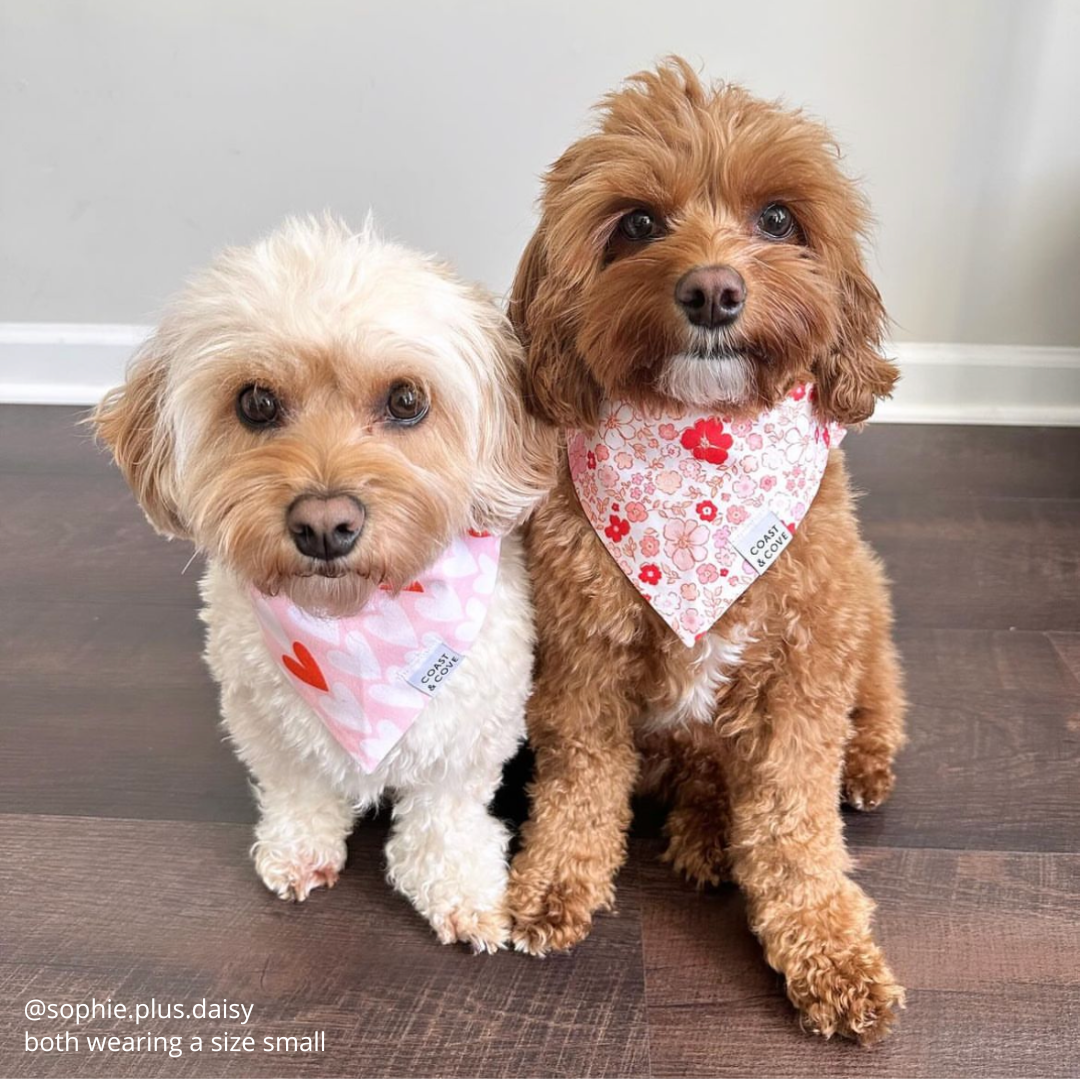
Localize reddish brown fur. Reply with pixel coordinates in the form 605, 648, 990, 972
508, 59, 907, 1043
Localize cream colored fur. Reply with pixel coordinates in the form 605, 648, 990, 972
93, 217, 555, 952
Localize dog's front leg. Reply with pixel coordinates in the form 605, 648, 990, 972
722, 701, 904, 1043
507, 666, 639, 955
385, 783, 512, 953
249, 765, 355, 902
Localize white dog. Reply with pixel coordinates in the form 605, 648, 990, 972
95, 217, 555, 951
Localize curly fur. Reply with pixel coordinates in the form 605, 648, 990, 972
94, 216, 556, 951
506, 59, 907, 1042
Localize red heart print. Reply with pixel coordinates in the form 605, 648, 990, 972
282, 641, 328, 692
378, 581, 425, 593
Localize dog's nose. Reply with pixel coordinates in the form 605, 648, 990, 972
675, 265, 746, 329
287, 494, 366, 561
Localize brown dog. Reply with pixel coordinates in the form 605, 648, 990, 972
506, 59, 906, 1043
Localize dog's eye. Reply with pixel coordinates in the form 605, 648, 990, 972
236, 384, 281, 429
386, 381, 429, 425
618, 209, 663, 242
757, 203, 797, 241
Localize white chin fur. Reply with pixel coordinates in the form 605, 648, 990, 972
656, 352, 753, 407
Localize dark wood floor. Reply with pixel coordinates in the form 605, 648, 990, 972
1, 405, 1078, 1078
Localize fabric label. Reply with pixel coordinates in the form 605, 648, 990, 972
403, 640, 465, 696
731, 510, 791, 577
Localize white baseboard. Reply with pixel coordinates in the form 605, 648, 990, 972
1, 323, 1078, 425
0, 323, 148, 406
872, 342, 1080, 425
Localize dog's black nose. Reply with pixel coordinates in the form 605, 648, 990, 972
675, 265, 746, 329
287, 494, 365, 560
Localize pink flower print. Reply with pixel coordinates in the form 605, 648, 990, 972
740, 455, 759, 474
747, 432, 763, 450
726, 505, 749, 526
659, 423, 677, 440
626, 501, 648, 523
631, 473, 645, 485
696, 563, 719, 584
733, 476, 757, 498
602, 403, 639, 445
629, 486, 643, 500
664, 518, 709, 571
595, 444, 610, 462
656, 469, 683, 495
732, 418, 753, 438
639, 563, 662, 586
712, 526, 731, 550
640, 535, 660, 557
760, 474, 777, 491
680, 582, 699, 601
599, 465, 619, 489
679, 459, 704, 481
615, 451, 634, 470
644, 482, 656, 496
681, 608, 704, 635
604, 514, 630, 543
696, 500, 718, 522
680, 417, 733, 466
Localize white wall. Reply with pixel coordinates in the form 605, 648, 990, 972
1, 0, 1078, 349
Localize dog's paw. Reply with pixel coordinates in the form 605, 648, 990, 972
252, 840, 347, 902
788, 946, 905, 1044
429, 906, 510, 954
662, 805, 731, 888
842, 759, 896, 811
507, 865, 613, 956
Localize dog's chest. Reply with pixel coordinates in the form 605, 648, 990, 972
637, 624, 751, 732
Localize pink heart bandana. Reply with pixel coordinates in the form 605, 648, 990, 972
250, 532, 501, 772
568, 383, 844, 647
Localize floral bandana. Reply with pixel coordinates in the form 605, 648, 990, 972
250, 532, 501, 772
568, 384, 844, 646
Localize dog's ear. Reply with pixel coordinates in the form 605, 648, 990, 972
814, 261, 898, 425
92, 338, 188, 538
467, 306, 558, 535
510, 228, 601, 428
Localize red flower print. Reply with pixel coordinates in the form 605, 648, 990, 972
696, 500, 718, 522
639, 563, 662, 586
790, 383, 807, 401
680, 418, 733, 466
587, 451, 596, 470
605, 514, 630, 542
